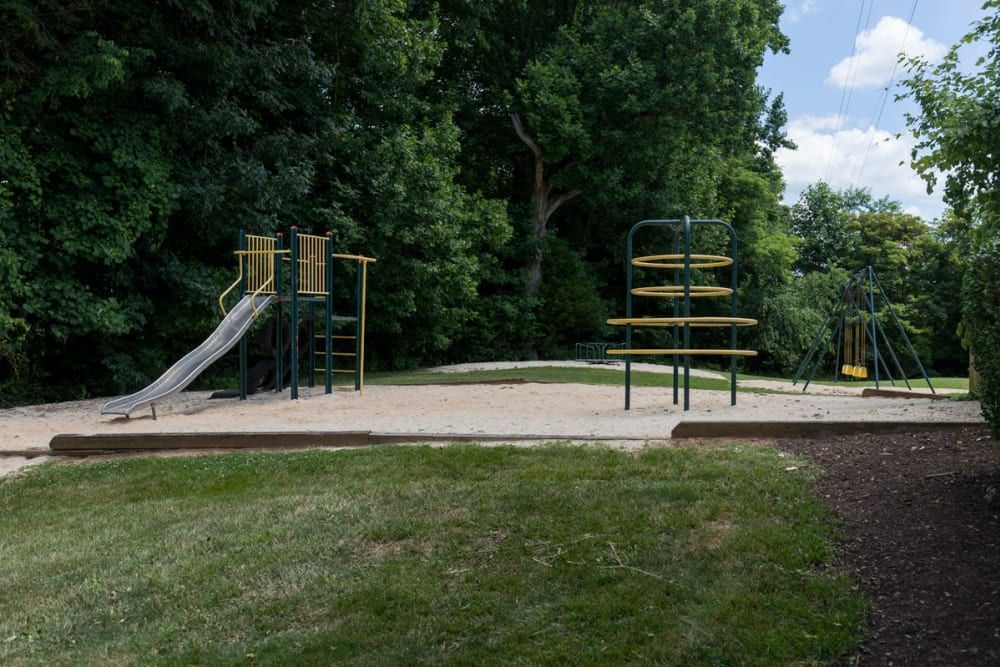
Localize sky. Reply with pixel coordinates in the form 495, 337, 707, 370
757, 0, 991, 220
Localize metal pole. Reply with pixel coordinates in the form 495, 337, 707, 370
325, 232, 333, 394
360, 260, 368, 392
672, 227, 680, 405
802, 298, 850, 392
867, 266, 879, 389
625, 228, 634, 410
682, 215, 692, 411
874, 313, 911, 390
846, 287, 894, 386
308, 301, 316, 388
354, 259, 362, 391
238, 230, 247, 401
729, 225, 738, 406
275, 232, 284, 392
793, 278, 852, 385
290, 226, 299, 400
870, 269, 935, 393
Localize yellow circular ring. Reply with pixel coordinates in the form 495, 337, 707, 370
632, 254, 733, 270
631, 285, 733, 298
606, 348, 758, 357
606, 316, 757, 328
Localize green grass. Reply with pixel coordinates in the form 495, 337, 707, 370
741, 374, 969, 391
0, 445, 864, 665
362, 366, 791, 393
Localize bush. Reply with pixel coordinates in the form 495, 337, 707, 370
963, 230, 1000, 439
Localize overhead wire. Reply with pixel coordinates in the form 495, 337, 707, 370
824, 0, 873, 184
853, 0, 920, 188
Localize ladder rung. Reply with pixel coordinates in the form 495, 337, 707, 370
314, 369, 356, 374
314, 352, 356, 357
314, 335, 357, 340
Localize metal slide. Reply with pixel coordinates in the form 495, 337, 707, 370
101, 295, 275, 417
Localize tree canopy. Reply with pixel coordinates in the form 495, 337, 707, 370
0, 0, 975, 405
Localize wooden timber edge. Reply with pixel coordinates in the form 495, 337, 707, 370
861, 388, 951, 400
46, 431, 652, 454
41, 421, 988, 453
670, 420, 986, 439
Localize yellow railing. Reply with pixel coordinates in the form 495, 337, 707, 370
218, 235, 286, 317
297, 233, 328, 295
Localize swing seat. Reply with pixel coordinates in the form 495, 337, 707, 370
841, 363, 852, 376
856, 367, 868, 379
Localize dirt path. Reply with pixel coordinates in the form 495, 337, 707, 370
783, 427, 1000, 665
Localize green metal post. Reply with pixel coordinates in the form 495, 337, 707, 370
308, 301, 316, 388
871, 269, 935, 393
672, 227, 680, 405
625, 229, 634, 410
290, 226, 299, 400
802, 299, 849, 392
874, 313, 911, 389
682, 215, 692, 411
275, 232, 284, 392
729, 225, 738, 406
238, 230, 247, 401
793, 278, 854, 385
354, 259, 362, 391
325, 232, 334, 394
868, 266, 879, 389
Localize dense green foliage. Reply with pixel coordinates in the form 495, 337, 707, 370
0, 444, 865, 663
789, 183, 965, 376
0, 0, 975, 403
902, 1, 1000, 435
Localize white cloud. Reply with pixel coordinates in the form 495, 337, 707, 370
776, 115, 945, 219
827, 16, 946, 89
786, 0, 818, 24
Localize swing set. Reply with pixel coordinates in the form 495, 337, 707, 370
792, 265, 935, 393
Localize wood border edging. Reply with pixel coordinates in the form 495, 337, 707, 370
669, 421, 986, 439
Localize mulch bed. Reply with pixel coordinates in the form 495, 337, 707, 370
783, 426, 1000, 666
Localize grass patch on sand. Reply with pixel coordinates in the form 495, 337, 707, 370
1, 444, 863, 664
364, 366, 787, 393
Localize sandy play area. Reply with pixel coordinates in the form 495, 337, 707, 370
0, 362, 982, 477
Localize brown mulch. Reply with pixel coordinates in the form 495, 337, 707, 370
783, 427, 1000, 666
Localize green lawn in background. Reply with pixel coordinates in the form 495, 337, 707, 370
363, 366, 782, 392
0, 444, 864, 665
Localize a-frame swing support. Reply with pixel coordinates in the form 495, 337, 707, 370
791, 266, 935, 393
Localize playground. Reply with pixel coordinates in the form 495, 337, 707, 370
0, 361, 979, 460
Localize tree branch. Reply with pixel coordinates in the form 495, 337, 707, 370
511, 112, 541, 159
546, 189, 582, 219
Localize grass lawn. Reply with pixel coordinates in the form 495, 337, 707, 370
363, 366, 787, 394
1, 444, 864, 664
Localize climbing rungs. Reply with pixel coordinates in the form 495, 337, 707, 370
314, 369, 356, 374
315, 335, 357, 340
314, 352, 356, 357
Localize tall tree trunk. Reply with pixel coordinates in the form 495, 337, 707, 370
511, 113, 581, 297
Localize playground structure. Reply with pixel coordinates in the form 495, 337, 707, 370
101, 228, 375, 417
606, 217, 757, 411
792, 265, 934, 393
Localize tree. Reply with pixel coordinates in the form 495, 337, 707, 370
0, 0, 508, 401
902, 0, 1000, 436
432, 0, 788, 297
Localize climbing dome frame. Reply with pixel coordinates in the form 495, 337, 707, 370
607, 217, 757, 411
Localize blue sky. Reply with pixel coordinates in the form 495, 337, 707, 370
758, 0, 991, 219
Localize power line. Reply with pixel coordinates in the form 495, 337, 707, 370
853, 0, 920, 188
824, 0, 874, 184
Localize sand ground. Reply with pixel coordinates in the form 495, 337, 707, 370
0, 362, 981, 478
